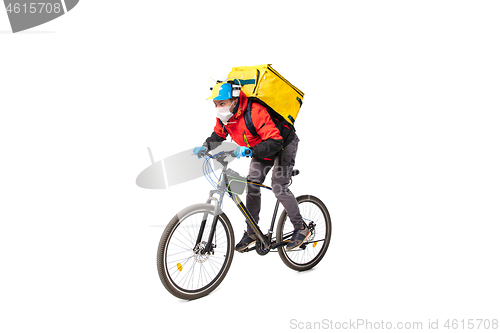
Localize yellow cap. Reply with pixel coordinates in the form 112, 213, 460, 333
206, 83, 223, 100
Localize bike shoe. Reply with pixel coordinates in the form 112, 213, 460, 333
235, 231, 257, 252
286, 224, 311, 251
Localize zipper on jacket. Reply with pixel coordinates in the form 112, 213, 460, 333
243, 131, 251, 147
223, 124, 234, 142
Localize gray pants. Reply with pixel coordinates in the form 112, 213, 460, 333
246, 135, 303, 231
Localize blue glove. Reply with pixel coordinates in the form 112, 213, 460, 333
193, 146, 207, 158
233, 146, 252, 158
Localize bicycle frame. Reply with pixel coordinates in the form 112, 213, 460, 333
196, 152, 289, 254
157, 149, 331, 300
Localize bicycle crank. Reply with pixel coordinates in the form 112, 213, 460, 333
255, 239, 271, 256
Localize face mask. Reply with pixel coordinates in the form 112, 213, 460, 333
216, 100, 236, 124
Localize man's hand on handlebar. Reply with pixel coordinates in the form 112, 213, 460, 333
193, 145, 252, 161
193, 146, 207, 159
233, 146, 252, 159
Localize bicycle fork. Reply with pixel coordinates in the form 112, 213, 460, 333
195, 190, 223, 255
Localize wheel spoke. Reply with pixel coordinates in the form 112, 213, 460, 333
278, 197, 331, 269
158, 208, 234, 298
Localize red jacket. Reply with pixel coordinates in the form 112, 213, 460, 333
204, 92, 292, 159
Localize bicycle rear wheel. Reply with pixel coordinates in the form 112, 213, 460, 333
157, 203, 235, 300
277, 195, 331, 271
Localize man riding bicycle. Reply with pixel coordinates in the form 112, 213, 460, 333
193, 82, 311, 252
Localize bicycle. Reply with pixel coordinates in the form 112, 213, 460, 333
156, 149, 332, 300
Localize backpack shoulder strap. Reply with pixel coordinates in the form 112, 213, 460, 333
244, 100, 258, 137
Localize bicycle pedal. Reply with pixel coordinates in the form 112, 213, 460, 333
236, 247, 252, 253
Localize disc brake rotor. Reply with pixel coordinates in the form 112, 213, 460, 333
193, 242, 210, 263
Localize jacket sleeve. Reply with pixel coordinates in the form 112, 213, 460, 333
249, 106, 284, 159
203, 118, 227, 150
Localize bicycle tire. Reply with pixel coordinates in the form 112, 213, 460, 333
277, 195, 332, 271
157, 203, 235, 300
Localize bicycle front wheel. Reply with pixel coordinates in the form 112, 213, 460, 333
157, 203, 235, 300
277, 195, 332, 271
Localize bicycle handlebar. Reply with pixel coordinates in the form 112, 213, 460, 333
198, 149, 236, 164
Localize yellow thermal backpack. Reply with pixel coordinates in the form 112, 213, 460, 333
226, 64, 304, 126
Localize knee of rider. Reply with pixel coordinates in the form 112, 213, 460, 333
271, 183, 287, 196
247, 184, 261, 196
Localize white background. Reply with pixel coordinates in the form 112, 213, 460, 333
1, 1, 499, 332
